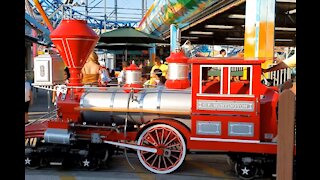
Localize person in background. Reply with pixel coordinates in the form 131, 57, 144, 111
150, 69, 167, 87
139, 62, 143, 69
106, 68, 110, 77
150, 56, 168, 77
149, 56, 168, 85
237, 49, 244, 57
81, 51, 101, 86
181, 40, 196, 57
140, 66, 150, 88
25, 74, 33, 124
262, 52, 296, 73
141, 74, 151, 88
188, 64, 192, 82
262, 51, 296, 91
52, 67, 70, 105
108, 69, 117, 85
117, 61, 129, 86
99, 66, 111, 87
110, 69, 115, 78
267, 54, 296, 98
81, 51, 110, 87
216, 49, 227, 57
64, 67, 70, 84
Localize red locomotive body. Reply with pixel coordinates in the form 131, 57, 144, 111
189, 58, 278, 149
25, 20, 295, 180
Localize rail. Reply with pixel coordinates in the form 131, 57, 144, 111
31, 85, 57, 117
25, 109, 57, 127
267, 64, 292, 87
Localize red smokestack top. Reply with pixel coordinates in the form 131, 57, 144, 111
50, 19, 99, 86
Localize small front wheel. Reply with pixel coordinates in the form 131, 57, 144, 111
235, 161, 258, 180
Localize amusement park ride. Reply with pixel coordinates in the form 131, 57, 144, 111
25, 19, 296, 180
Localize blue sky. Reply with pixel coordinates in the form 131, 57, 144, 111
72, 0, 154, 22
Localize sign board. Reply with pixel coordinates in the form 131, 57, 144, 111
197, 100, 254, 112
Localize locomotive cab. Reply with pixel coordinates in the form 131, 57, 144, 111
189, 57, 278, 144
188, 57, 281, 179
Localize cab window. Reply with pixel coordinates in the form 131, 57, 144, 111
200, 65, 222, 94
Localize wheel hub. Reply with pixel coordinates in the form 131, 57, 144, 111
82, 159, 90, 167
241, 166, 250, 175
163, 149, 171, 158
235, 161, 258, 180
25, 157, 31, 165
25, 155, 41, 169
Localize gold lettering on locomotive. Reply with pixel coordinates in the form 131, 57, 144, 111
197, 100, 254, 112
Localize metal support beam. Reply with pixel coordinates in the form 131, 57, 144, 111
149, 44, 156, 66
145, 0, 148, 15
104, 0, 106, 31
170, 24, 180, 52
115, 0, 118, 22
25, 13, 51, 38
85, 0, 88, 20
244, 0, 276, 78
142, 0, 144, 19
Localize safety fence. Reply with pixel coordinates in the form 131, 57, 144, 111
211, 66, 292, 87
267, 64, 292, 87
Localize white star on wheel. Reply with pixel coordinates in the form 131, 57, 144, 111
241, 166, 250, 175
83, 159, 90, 167
25, 157, 31, 165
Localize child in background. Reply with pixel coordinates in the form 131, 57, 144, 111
52, 67, 70, 105
150, 69, 166, 87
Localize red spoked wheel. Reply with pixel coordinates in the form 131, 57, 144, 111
137, 124, 186, 174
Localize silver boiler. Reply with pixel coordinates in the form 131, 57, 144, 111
80, 87, 192, 125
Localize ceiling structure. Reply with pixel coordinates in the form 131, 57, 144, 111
160, 0, 296, 46
25, 0, 296, 47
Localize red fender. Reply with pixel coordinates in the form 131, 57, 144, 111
137, 119, 191, 148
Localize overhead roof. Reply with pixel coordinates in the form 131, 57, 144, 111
25, 35, 50, 46
138, 0, 296, 46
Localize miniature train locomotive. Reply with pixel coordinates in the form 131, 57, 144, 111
25, 19, 295, 180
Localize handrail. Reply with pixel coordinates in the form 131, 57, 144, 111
74, 106, 190, 115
